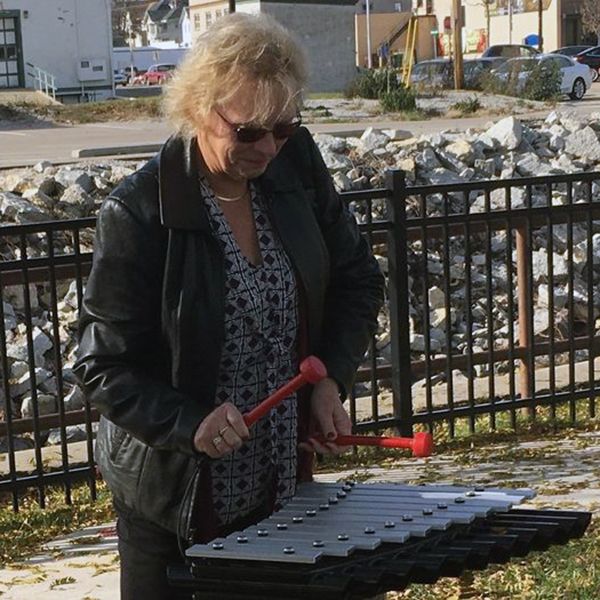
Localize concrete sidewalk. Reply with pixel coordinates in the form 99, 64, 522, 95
1, 430, 598, 599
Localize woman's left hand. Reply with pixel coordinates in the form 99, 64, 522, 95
298, 377, 352, 455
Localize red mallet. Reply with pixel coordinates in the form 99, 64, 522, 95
312, 431, 434, 457
243, 355, 327, 427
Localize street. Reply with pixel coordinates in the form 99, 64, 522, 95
1, 86, 600, 168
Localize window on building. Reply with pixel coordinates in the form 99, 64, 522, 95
216, 9, 222, 18
205, 12, 212, 28
194, 13, 201, 30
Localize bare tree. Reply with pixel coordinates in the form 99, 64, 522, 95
581, 0, 600, 45
468, 0, 492, 49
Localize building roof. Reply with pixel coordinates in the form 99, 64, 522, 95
147, 0, 188, 24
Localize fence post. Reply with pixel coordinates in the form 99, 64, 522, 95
385, 169, 413, 437
516, 225, 533, 407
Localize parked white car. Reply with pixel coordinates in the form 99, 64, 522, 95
492, 54, 593, 100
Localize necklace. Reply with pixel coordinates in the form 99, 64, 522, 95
214, 188, 248, 203
198, 174, 249, 203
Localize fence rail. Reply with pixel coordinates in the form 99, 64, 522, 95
2, 170, 600, 509
25, 62, 58, 102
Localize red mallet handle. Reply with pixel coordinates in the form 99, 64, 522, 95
313, 432, 434, 457
243, 356, 327, 427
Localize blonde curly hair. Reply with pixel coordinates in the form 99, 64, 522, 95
163, 12, 308, 137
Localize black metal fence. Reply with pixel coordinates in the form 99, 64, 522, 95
2, 170, 600, 509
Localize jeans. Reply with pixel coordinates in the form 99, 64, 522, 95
115, 498, 191, 600
114, 495, 272, 600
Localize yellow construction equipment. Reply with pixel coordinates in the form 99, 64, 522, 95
400, 16, 418, 87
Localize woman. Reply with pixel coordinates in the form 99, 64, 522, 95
75, 12, 384, 600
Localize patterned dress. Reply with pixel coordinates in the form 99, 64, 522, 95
201, 179, 299, 526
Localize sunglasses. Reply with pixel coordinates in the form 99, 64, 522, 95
215, 109, 302, 143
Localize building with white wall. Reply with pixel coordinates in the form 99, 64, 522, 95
141, 0, 190, 47
0, 0, 113, 101
189, 0, 357, 93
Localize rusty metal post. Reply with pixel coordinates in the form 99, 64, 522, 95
516, 226, 533, 404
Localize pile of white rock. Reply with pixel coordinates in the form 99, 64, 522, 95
316, 111, 600, 192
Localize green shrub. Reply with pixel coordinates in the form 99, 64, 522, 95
345, 67, 416, 113
481, 59, 561, 102
522, 60, 562, 101
345, 67, 402, 99
450, 95, 482, 115
379, 87, 417, 112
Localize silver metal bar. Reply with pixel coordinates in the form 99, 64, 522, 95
283, 497, 498, 519
275, 504, 478, 524
243, 526, 382, 551
266, 514, 433, 536
252, 518, 414, 543
288, 492, 513, 512
269, 508, 452, 528
186, 536, 323, 563
302, 482, 535, 500
296, 486, 517, 510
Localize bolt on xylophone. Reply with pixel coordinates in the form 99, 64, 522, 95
169, 357, 591, 599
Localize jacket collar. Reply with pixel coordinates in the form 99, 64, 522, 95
158, 133, 304, 231
158, 134, 211, 231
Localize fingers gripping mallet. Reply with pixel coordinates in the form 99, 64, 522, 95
242, 356, 433, 457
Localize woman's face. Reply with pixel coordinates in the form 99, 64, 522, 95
197, 83, 298, 181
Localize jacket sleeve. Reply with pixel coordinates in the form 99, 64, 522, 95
74, 192, 210, 456
305, 132, 385, 397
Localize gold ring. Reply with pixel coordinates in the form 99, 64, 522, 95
212, 436, 223, 447
218, 426, 230, 437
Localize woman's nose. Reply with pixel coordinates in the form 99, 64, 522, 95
254, 131, 278, 156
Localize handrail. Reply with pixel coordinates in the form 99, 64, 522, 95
25, 62, 57, 101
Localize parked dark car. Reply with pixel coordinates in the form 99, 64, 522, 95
550, 45, 593, 57
573, 46, 600, 81
410, 57, 504, 90
463, 57, 505, 88
409, 58, 452, 90
482, 44, 540, 60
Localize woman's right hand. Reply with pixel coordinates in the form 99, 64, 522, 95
193, 403, 250, 458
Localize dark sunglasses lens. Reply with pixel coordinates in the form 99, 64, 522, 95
235, 119, 301, 143
236, 127, 268, 143
273, 120, 301, 139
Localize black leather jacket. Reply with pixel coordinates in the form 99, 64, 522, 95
74, 128, 384, 534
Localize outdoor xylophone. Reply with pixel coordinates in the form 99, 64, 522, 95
171, 481, 591, 599
168, 357, 591, 599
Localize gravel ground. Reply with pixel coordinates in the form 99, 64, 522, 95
303, 91, 548, 122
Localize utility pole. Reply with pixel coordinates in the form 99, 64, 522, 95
537, 0, 543, 52
452, 0, 463, 89
365, 0, 372, 69
229, 0, 236, 13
